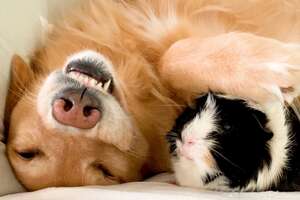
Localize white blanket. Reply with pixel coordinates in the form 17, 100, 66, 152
3, 181, 300, 200
2, 174, 300, 200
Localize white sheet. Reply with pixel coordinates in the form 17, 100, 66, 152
3, 182, 300, 200
2, 173, 300, 200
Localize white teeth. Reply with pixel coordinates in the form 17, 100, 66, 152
78, 74, 85, 82
96, 82, 103, 91
103, 79, 111, 92
67, 72, 111, 93
90, 79, 98, 87
84, 76, 90, 85
69, 72, 77, 79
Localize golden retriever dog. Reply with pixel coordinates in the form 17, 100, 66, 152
5, 0, 300, 191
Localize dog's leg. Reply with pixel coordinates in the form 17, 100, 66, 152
160, 32, 300, 103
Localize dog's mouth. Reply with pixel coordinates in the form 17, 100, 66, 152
65, 59, 114, 93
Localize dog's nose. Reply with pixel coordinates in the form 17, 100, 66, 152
52, 89, 101, 129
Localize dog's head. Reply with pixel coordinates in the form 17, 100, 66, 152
4, 0, 181, 189
5, 49, 152, 190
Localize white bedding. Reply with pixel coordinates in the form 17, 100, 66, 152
2, 174, 300, 199
3, 181, 300, 200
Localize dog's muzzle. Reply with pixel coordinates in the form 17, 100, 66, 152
50, 50, 116, 129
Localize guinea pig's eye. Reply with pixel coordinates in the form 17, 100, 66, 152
223, 124, 231, 130
16, 149, 42, 161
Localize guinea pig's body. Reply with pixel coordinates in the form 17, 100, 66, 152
167, 93, 300, 191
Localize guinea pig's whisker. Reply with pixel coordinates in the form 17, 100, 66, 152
166, 131, 178, 138
166, 131, 180, 143
251, 113, 268, 132
210, 147, 244, 172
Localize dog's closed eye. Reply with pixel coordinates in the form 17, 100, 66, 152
15, 149, 43, 161
93, 163, 115, 179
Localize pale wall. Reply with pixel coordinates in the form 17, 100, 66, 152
0, 0, 80, 122
0, 0, 80, 195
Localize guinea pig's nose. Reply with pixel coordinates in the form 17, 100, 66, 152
52, 89, 101, 129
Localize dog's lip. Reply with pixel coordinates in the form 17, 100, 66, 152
65, 61, 114, 93
66, 66, 109, 84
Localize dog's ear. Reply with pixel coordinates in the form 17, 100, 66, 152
4, 55, 35, 128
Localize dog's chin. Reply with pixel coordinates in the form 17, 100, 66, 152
36, 50, 135, 151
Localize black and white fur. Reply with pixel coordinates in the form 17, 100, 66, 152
167, 93, 300, 191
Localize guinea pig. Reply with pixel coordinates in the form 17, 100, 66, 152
166, 92, 300, 191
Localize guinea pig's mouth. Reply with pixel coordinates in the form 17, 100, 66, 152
203, 172, 222, 185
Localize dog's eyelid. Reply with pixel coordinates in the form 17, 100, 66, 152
14, 148, 43, 161
92, 162, 114, 178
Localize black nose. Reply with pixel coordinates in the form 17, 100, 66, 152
52, 88, 101, 129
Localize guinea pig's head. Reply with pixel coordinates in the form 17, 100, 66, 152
167, 93, 274, 191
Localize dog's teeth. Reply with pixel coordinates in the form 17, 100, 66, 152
103, 80, 111, 92
70, 72, 77, 79
85, 76, 90, 84
79, 75, 85, 82
91, 79, 97, 86
97, 82, 103, 90
68, 71, 107, 91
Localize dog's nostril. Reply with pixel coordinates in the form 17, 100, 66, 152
83, 106, 98, 117
62, 98, 73, 112
52, 89, 101, 129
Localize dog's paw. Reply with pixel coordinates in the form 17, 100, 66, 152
161, 33, 300, 104
267, 62, 300, 103
241, 61, 300, 103
225, 35, 300, 103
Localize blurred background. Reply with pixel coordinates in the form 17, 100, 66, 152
0, 0, 79, 195
0, 0, 80, 121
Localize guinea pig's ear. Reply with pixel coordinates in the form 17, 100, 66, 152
4, 55, 35, 128
251, 108, 274, 142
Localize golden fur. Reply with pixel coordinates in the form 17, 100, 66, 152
5, 0, 300, 190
